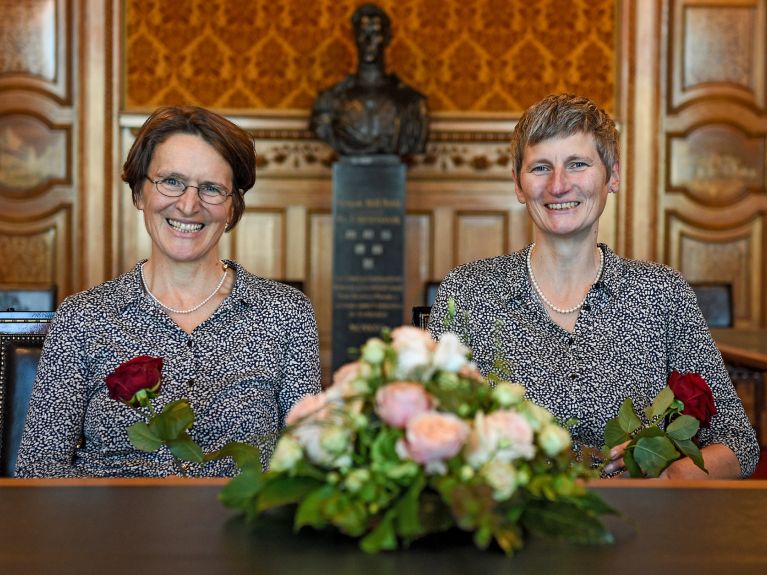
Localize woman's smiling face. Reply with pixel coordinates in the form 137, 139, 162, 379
138, 132, 234, 265
513, 131, 619, 241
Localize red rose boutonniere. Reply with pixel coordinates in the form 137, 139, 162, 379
604, 370, 716, 477
105, 356, 260, 472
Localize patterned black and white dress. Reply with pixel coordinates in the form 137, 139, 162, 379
16, 260, 321, 478
428, 244, 759, 477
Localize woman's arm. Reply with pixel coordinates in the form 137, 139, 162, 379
15, 302, 89, 477
660, 444, 741, 479
277, 293, 322, 426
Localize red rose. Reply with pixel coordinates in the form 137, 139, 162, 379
105, 356, 163, 406
667, 371, 717, 427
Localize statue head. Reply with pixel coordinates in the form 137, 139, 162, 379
351, 4, 391, 65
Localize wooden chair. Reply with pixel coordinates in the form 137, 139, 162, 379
690, 282, 733, 328
0, 286, 57, 312
0, 311, 54, 476
412, 306, 431, 329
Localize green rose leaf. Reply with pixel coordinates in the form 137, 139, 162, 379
127, 421, 163, 453
393, 474, 425, 537
360, 511, 397, 554
604, 418, 630, 448
645, 386, 674, 421
666, 414, 700, 441
167, 432, 204, 463
622, 446, 642, 478
149, 399, 196, 441
294, 484, 336, 530
205, 441, 262, 470
633, 435, 680, 477
257, 476, 323, 512
673, 438, 707, 473
617, 398, 642, 434
218, 468, 266, 513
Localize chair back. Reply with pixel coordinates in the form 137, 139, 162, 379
690, 282, 733, 328
0, 311, 54, 476
412, 306, 432, 329
0, 286, 57, 311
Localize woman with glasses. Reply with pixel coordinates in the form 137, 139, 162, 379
17, 106, 321, 477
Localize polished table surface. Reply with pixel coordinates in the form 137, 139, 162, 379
0, 478, 766, 575
711, 328, 767, 370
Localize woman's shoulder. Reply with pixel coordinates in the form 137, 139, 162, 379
443, 252, 524, 288
57, 266, 140, 316
228, 262, 314, 312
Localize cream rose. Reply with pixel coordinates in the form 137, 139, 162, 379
465, 409, 535, 468
432, 332, 469, 373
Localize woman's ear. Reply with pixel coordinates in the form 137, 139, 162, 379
512, 171, 526, 204
608, 162, 620, 193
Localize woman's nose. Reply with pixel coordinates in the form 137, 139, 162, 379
550, 167, 570, 195
174, 185, 202, 212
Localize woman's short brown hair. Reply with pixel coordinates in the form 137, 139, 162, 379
122, 106, 256, 231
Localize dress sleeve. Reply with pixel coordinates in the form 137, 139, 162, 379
665, 274, 760, 477
15, 301, 89, 477
277, 293, 322, 427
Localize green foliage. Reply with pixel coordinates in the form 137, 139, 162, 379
220, 327, 616, 556
603, 383, 708, 478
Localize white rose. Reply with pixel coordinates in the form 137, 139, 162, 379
465, 409, 535, 468
269, 435, 303, 472
432, 332, 469, 373
481, 460, 518, 500
390, 327, 435, 379
537, 423, 572, 457
519, 402, 554, 431
492, 382, 526, 407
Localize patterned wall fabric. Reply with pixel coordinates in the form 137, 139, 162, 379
125, 0, 615, 114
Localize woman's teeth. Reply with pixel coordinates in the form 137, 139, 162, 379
546, 201, 579, 210
167, 219, 204, 232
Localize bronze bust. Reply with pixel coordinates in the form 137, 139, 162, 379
310, 4, 429, 157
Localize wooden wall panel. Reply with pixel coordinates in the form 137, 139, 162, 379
454, 212, 508, 267
658, 0, 767, 326
0, 0, 76, 302
231, 210, 285, 279
667, 213, 763, 325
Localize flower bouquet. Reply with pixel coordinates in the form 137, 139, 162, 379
220, 328, 615, 555
604, 371, 716, 477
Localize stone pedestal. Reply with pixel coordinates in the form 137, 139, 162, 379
332, 155, 405, 372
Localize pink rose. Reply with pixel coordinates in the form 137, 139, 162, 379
465, 410, 535, 468
397, 412, 470, 473
375, 382, 433, 428
327, 361, 369, 401
285, 393, 329, 426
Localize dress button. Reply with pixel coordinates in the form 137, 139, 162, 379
567, 336, 574, 346
582, 304, 591, 312
186, 339, 193, 348
570, 373, 578, 381
187, 378, 195, 387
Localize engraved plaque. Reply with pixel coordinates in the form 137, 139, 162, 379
669, 124, 763, 205
332, 155, 405, 372
0, 114, 69, 195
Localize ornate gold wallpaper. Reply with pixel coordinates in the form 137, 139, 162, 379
125, 0, 615, 113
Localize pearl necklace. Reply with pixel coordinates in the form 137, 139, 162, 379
140, 261, 228, 315
527, 243, 604, 315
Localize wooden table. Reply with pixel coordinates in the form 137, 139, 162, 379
0, 478, 766, 574
711, 328, 767, 443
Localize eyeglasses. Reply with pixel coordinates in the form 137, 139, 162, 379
146, 175, 233, 205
